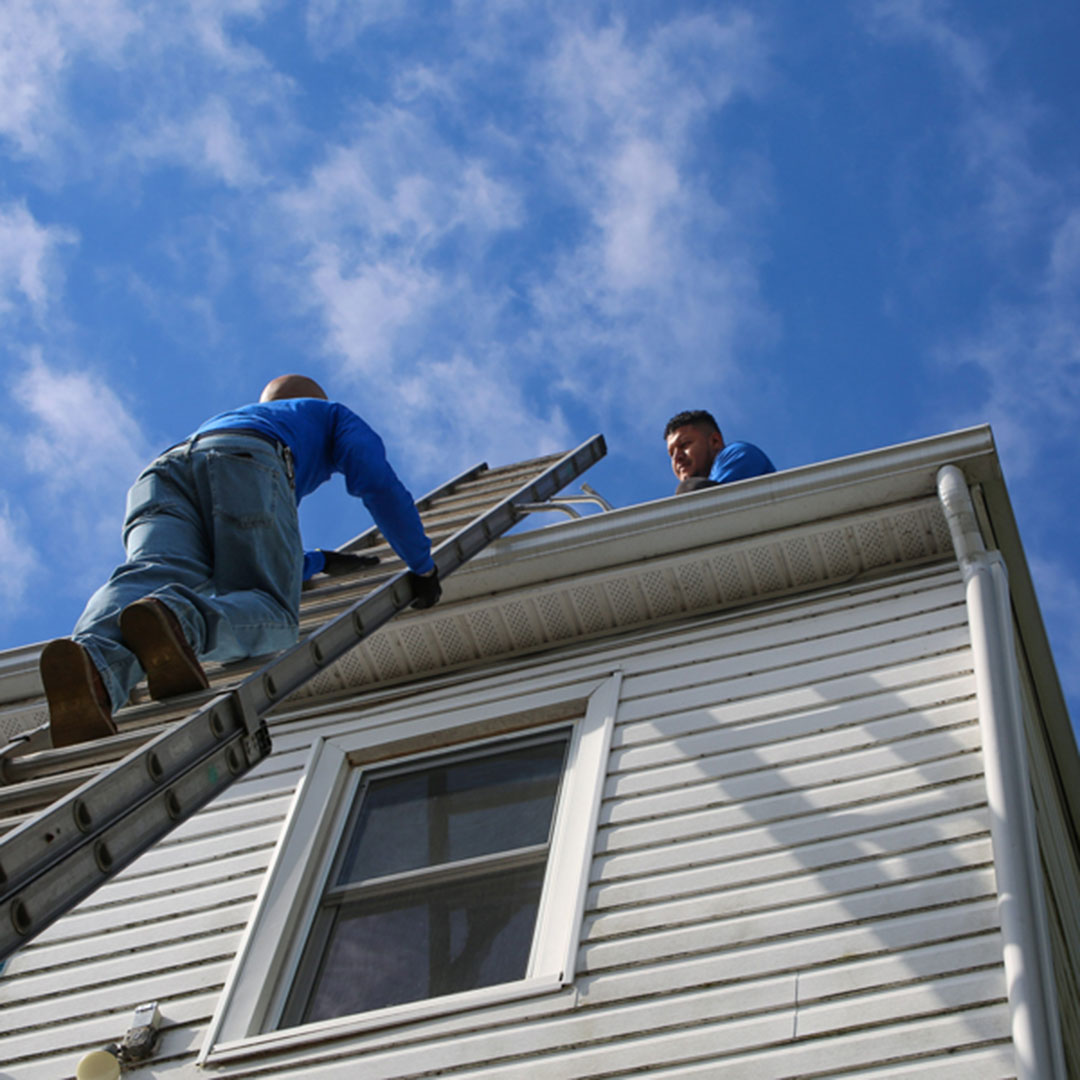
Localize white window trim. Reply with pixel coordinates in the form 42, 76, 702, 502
200, 672, 621, 1066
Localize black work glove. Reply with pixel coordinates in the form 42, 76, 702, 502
319, 550, 381, 576
409, 568, 441, 609
675, 476, 720, 495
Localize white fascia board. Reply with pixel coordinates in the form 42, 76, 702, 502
442, 425, 998, 605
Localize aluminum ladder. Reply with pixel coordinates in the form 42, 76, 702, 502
0, 434, 606, 961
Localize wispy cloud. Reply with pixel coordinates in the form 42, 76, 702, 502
12, 351, 149, 497
270, 9, 772, 475
0, 498, 39, 616
4, 353, 151, 593
1, 0, 289, 184
0, 201, 76, 319
0, 0, 141, 159
510, 12, 773, 436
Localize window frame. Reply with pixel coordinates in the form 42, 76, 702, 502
200, 672, 620, 1065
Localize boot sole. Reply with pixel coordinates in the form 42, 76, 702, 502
120, 601, 209, 701
41, 639, 117, 748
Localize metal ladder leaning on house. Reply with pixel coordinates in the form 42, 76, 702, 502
0, 434, 606, 963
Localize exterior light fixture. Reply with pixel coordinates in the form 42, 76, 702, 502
74, 1002, 162, 1079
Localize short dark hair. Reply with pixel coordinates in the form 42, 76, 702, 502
664, 409, 721, 440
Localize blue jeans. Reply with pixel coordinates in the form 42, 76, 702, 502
73, 432, 303, 711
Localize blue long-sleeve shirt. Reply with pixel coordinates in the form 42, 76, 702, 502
195, 398, 434, 578
709, 441, 776, 484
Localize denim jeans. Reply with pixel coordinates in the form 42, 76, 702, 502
73, 432, 303, 711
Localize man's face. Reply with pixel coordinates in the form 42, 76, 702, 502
666, 424, 724, 482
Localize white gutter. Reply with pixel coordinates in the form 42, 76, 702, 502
937, 465, 1065, 1080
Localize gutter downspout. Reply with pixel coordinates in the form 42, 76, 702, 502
937, 465, 1065, 1080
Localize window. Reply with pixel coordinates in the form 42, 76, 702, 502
281, 734, 569, 1026
201, 673, 620, 1065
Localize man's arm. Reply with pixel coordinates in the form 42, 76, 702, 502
332, 408, 436, 576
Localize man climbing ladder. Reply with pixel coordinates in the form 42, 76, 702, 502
40, 374, 441, 748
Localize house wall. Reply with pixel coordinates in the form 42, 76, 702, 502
0, 563, 1015, 1079
1020, 653, 1080, 1077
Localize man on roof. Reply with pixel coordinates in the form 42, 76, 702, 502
664, 409, 776, 494
40, 374, 441, 748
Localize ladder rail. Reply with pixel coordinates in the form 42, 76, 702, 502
0, 434, 605, 961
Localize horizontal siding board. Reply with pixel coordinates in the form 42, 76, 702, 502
584, 836, 994, 942
0, 958, 232, 1058
576, 901, 1004, 1007
593, 785, 991, 890
614, 604, 969, 705
616, 621, 970, 717
7, 880, 258, 975
600, 739, 986, 829
0, 932, 242, 1026
603, 722, 982, 803
569, 1009, 1013, 1080
590, 808, 993, 917
612, 668, 977, 758
613, 652, 976, 753
608, 700, 979, 782
618, 1045, 1015, 1080
71, 817, 285, 886
581, 868, 998, 974
77, 843, 272, 910
795, 967, 1006, 1039
227, 1004, 1009, 1080
795, 932, 1006, 1003
597, 751, 987, 846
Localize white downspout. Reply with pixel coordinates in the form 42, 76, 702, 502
937, 465, 1065, 1080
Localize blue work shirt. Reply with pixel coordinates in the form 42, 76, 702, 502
709, 441, 776, 484
195, 398, 434, 579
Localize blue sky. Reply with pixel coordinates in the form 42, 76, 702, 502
1, 2, 1078, 723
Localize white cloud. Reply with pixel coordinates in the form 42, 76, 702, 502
392, 351, 573, 475
0, 498, 39, 614
274, 110, 525, 433
129, 95, 262, 188
305, 0, 408, 53
265, 9, 774, 474
0, 0, 141, 157
13, 352, 148, 494
0, 0, 288, 185
0, 201, 76, 318
308, 245, 441, 376
526, 13, 773, 421
0, 354, 151, 599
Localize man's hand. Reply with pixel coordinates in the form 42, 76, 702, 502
409, 567, 441, 609
320, 550, 381, 576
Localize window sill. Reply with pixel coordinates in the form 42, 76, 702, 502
203, 973, 571, 1066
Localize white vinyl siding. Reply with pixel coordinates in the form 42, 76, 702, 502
0, 565, 1015, 1078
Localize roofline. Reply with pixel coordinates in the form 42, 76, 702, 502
443, 424, 1001, 601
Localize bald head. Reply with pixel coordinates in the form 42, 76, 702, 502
259, 374, 328, 402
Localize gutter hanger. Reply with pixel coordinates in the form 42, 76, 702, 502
937, 465, 1065, 1080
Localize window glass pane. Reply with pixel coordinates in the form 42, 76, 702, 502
298, 864, 545, 1024
336, 737, 567, 885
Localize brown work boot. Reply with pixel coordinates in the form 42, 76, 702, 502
120, 599, 209, 701
40, 639, 117, 747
